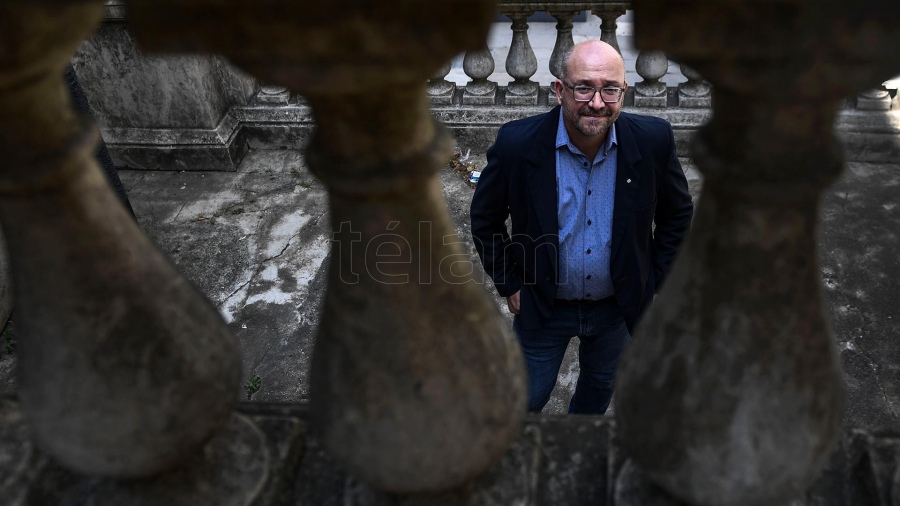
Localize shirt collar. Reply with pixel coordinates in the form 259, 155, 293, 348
555, 107, 618, 160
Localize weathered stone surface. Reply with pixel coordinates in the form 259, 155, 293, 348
463, 47, 500, 106
633, 50, 668, 108
8, 397, 898, 505
0, 1, 242, 478
85, 414, 269, 506
820, 162, 900, 432
72, 21, 256, 171
615, 1, 900, 505
0, 399, 46, 506
305, 87, 527, 493
503, 12, 540, 105
118, 149, 329, 404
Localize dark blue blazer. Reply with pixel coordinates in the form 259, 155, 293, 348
470, 107, 693, 333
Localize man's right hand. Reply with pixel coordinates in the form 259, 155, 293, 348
506, 290, 521, 315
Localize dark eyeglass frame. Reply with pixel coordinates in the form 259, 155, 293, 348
562, 82, 626, 103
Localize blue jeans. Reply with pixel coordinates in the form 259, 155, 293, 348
513, 298, 630, 415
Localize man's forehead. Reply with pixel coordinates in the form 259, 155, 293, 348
567, 47, 625, 81
568, 62, 625, 84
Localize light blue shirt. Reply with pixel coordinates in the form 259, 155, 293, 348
555, 108, 617, 300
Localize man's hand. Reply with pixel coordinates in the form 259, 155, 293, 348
506, 290, 521, 314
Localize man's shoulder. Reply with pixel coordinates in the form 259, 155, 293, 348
503, 110, 552, 130
496, 108, 557, 144
616, 111, 673, 139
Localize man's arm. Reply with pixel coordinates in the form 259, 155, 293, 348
652, 125, 694, 292
470, 127, 522, 299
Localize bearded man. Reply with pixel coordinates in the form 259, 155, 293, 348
470, 40, 693, 414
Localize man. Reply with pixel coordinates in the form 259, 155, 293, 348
470, 40, 693, 415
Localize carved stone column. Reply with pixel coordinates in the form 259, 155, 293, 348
548, 10, 576, 104
634, 50, 669, 107
503, 11, 539, 105
306, 85, 526, 493
127, 0, 526, 495
616, 1, 900, 505
0, 0, 247, 482
677, 64, 711, 108
427, 61, 456, 106
256, 85, 291, 105
857, 87, 892, 111
591, 6, 627, 55
462, 46, 498, 105
548, 11, 576, 81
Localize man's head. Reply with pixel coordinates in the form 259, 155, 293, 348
554, 40, 627, 142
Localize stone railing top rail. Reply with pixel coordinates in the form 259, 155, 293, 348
497, 1, 631, 10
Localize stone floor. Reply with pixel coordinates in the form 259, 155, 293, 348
117, 148, 587, 411
0, 144, 897, 427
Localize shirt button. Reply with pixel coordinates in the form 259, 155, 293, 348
588, 190, 592, 196
583, 162, 588, 168
586, 249, 592, 254
586, 293, 592, 297
586, 275, 592, 280
587, 220, 592, 226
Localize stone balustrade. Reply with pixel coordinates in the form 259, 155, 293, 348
67, 2, 900, 175
2, 1, 900, 505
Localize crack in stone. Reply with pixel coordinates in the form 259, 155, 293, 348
170, 201, 188, 223
224, 276, 253, 302
260, 229, 302, 265
122, 171, 147, 193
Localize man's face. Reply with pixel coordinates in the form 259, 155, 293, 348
555, 44, 627, 140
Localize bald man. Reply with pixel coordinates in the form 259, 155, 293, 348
470, 40, 693, 414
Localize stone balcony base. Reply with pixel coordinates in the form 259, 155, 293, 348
4, 397, 898, 505
102, 87, 900, 172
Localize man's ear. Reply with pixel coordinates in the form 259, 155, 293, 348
554, 80, 563, 105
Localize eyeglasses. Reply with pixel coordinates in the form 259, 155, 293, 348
563, 82, 625, 103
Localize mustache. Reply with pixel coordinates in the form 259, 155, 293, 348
578, 106, 611, 117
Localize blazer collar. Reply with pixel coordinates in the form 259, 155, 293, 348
611, 112, 642, 260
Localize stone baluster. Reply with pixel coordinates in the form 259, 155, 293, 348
615, 1, 900, 505
677, 64, 711, 108
503, 11, 539, 105
462, 46, 498, 105
633, 50, 669, 107
305, 85, 526, 495
856, 87, 892, 111
256, 84, 291, 105
591, 6, 626, 55
427, 60, 456, 105
0, 2, 266, 498
125, 0, 525, 498
548, 10, 576, 81
548, 10, 576, 103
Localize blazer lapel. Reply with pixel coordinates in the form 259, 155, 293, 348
526, 107, 561, 274
611, 114, 642, 260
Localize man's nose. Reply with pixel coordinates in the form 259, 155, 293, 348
589, 91, 607, 109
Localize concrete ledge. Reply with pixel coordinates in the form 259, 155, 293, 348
5, 396, 899, 505
104, 88, 900, 170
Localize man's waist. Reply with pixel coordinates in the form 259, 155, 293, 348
554, 296, 615, 307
